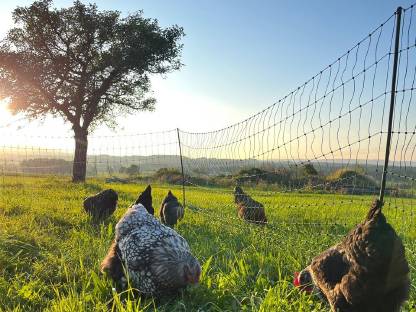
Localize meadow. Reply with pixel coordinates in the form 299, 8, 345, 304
0, 176, 415, 311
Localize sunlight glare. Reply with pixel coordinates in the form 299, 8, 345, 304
0, 98, 12, 124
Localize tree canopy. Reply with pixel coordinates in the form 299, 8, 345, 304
0, 0, 185, 181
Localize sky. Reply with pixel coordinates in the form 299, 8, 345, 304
0, 0, 414, 144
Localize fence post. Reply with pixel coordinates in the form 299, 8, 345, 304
379, 6, 402, 204
177, 128, 186, 208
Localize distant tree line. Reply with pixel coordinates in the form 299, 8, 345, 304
12, 158, 411, 196
121, 164, 384, 195
20, 158, 72, 175
119, 164, 141, 176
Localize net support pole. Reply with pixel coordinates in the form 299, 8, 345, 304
177, 128, 186, 208
379, 6, 402, 204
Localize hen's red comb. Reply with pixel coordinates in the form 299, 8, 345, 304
293, 271, 300, 287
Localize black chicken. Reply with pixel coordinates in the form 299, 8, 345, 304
83, 189, 118, 221
160, 190, 184, 228
135, 185, 154, 215
295, 199, 410, 312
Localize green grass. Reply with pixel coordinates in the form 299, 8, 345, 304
0, 176, 415, 311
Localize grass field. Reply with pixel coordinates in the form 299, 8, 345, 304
0, 176, 415, 311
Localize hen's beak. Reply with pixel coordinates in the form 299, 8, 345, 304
186, 272, 200, 284
294, 270, 314, 294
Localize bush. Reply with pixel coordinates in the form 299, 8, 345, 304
119, 164, 140, 176
153, 168, 183, 184
235, 167, 294, 186
326, 168, 378, 194
301, 163, 318, 176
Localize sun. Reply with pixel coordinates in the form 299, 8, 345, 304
0, 98, 12, 124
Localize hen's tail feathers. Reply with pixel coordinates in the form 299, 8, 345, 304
366, 199, 384, 222
135, 185, 152, 204
234, 186, 244, 195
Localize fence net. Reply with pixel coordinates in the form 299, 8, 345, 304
179, 8, 416, 232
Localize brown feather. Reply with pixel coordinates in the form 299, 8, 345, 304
304, 199, 409, 312
101, 240, 125, 282
234, 186, 267, 224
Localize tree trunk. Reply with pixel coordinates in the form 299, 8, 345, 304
72, 129, 88, 182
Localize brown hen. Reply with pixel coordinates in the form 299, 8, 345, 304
234, 186, 267, 224
296, 199, 410, 312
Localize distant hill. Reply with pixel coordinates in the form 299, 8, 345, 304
1, 150, 414, 188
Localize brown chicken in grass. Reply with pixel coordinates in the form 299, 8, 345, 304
295, 199, 410, 312
234, 186, 267, 224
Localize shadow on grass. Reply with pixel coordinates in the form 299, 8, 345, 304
0, 205, 27, 217
0, 233, 43, 277
83, 183, 103, 194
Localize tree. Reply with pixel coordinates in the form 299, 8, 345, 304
126, 164, 140, 176
301, 163, 318, 176
0, 0, 184, 182
119, 164, 140, 175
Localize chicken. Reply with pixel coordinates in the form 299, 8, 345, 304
234, 186, 267, 224
295, 199, 410, 312
83, 189, 118, 221
101, 186, 200, 296
159, 190, 184, 228
135, 185, 154, 215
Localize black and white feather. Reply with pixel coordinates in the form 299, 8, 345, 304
101, 203, 200, 296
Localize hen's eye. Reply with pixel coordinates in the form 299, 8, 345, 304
183, 265, 190, 276
299, 270, 312, 285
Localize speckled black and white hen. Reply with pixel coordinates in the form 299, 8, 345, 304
101, 201, 200, 296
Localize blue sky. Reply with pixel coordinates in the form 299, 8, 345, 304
132, 0, 413, 107
111, 0, 414, 110
0, 0, 414, 140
